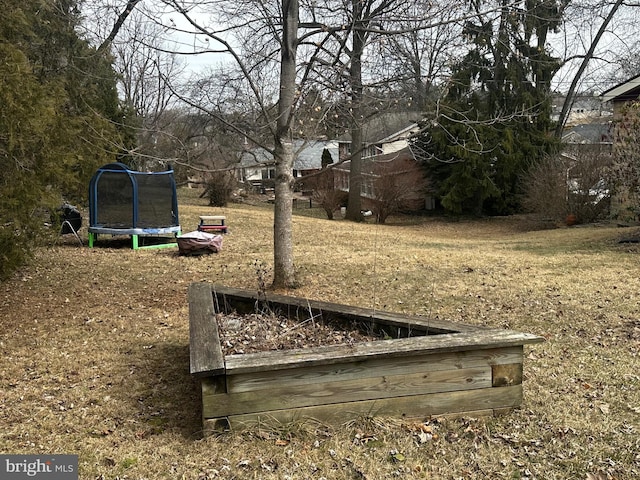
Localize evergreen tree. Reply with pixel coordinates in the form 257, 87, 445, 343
1, 0, 126, 280
411, 0, 562, 215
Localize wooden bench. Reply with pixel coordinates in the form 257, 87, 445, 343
198, 215, 227, 234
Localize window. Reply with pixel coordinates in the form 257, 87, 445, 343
361, 176, 374, 198
261, 168, 276, 180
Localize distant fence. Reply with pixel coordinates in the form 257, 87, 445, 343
293, 197, 314, 209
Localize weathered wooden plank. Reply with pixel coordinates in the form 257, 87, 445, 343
203, 367, 492, 418
221, 385, 523, 431
201, 377, 229, 434
223, 330, 539, 375
189, 282, 224, 376
201, 376, 226, 395
227, 346, 523, 393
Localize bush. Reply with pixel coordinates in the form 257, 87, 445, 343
522, 151, 612, 225
0, 229, 29, 281
521, 155, 569, 222
205, 172, 238, 207
313, 189, 348, 220
310, 170, 347, 220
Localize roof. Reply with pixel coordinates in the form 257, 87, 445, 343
562, 122, 612, 144
601, 74, 640, 102
239, 140, 339, 171
294, 140, 339, 170
338, 112, 424, 144
334, 146, 415, 174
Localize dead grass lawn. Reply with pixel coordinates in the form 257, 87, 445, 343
1, 189, 639, 479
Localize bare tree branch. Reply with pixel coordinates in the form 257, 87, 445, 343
98, 0, 144, 54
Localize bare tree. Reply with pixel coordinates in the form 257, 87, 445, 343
109, 10, 190, 169
522, 151, 612, 225
375, 0, 465, 110
151, 0, 306, 287
272, 0, 299, 287
311, 168, 348, 220
554, 0, 625, 138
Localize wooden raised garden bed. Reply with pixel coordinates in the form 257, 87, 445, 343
189, 283, 543, 434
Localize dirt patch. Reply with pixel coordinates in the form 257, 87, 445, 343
216, 312, 383, 355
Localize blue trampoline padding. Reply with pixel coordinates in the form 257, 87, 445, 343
88, 226, 182, 236
88, 162, 180, 232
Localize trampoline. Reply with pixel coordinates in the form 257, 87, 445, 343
88, 162, 181, 249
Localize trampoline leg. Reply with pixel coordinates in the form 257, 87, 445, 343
88, 232, 95, 248
132, 235, 139, 250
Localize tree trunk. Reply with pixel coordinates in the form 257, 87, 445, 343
345, 1, 366, 222
554, 0, 624, 138
273, 141, 296, 288
345, 120, 364, 221
272, 0, 299, 289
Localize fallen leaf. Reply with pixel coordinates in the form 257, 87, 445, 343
389, 451, 405, 462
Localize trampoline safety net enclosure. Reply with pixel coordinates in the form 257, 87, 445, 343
88, 162, 181, 249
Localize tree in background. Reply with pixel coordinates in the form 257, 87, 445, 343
109, 9, 188, 170
371, 161, 429, 224
411, 0, 562, 215
522, 151, 612, 225
310, 149, 347, 220
0, 0, 127, 280
376, 0, 465, 111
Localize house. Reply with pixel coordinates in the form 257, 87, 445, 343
562, 121, 613, 155
552, 94, 611, 125
334, 112, 434, 211
599, 75, 640, 222
552, 92, 613, 155
237, 139, 339, 190
601, 74, 640, 112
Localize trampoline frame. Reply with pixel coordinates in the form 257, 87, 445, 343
88, 163, 181, 249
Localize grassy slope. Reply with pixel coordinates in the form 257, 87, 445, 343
0, 189, 639, 479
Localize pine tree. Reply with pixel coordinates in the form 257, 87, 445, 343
0, 0, 126, 280
412, 0, 562, 215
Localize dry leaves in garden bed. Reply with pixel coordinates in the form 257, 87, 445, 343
216, 312, 383, 355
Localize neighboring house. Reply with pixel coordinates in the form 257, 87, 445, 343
562, 121, 613, 155
237, 139, 339, 189
552, 94, 611, 126
601, 74, 640, 112
554, 95, 614, 220
600, 75, 640, 222
334, 112, 434, 211
554, 92, 613, 155
336, 112, 422, 160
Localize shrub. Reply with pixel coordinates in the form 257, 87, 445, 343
522, 151, 612, 225
205, 171, 237, 207
310, 169, 347, 220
